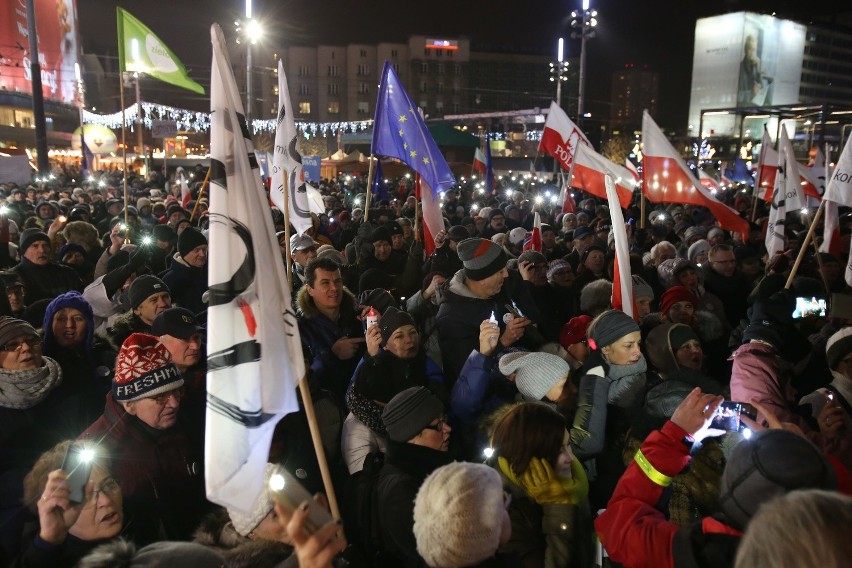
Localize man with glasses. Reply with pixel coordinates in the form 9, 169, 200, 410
373, 387, 453, 566
704, 243, 748, 328
80, 333, 206, 542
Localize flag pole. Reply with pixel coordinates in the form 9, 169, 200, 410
811, 230, 831, 295
364, 155, 376, 222
414, 198, 421, 242
189, 168, 211, 222
785, 200, 825, 289
296, 376, 341, 519
639, 188, 646, 229
750, 183, 760, 222
119, 72, 129, 240
281, 165, 293, 284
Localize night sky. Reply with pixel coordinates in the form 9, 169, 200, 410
77, 0, 848, 129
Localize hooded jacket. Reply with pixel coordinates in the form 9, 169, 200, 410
161, 253, 207, 316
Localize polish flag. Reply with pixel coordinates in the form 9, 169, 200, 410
625, 159, 640, 182
539, 101, 592, 171
523, 212, 542, 252
604, 175, 636, 321
472, 147, 486, 175
757, 128, 778, 201
641, 111, 748, 238
557, 173, 576, 213
569, 143, 635, 209
698, 169, 722, 193
415, 174, 440, 257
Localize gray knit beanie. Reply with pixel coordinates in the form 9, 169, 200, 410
0, 316, 39, 348
457, 238, 508, 281
499, 351, 570, 400
381, 387, 445, 442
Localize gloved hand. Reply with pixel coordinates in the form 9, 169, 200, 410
517, 457, 570, 506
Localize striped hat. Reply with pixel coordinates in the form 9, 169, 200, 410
457, 238, 508, 281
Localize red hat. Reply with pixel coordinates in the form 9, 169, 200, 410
659, 286, 697, 317
113, 333, 183, 402
559, 315, 593, 349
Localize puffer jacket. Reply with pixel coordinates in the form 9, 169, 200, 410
160, 253, 207, 316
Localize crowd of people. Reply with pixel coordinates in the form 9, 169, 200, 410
0, 160, 851, 567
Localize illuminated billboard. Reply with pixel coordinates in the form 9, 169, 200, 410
687, 12, 806, 136
0, 0, 81, 106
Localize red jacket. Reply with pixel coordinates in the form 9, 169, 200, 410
594, 422, 742, 568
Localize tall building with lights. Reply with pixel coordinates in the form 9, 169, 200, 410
609, 64, 658, 134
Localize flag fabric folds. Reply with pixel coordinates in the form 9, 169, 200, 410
484, 134, 495, 197
472, 148, 486, 175
605, 175, 635, 321
372, 159, 390, 201
641, 111, 748, 238
698, 169, 721, 193
372, 61, 455, 247
80, 133, 94, 179
175, 166, 191, 208
757, 128, 778, 201
539, 101, 591, 171
205, 23, 302, 513
272, 60, 323, 236
569, 144, 635, 209
558, 173, 577, 213
776, 128, 806, 211
116, 8, 205, 94
764, 129, 801, 257
522, 212, 542, 252
822, 136, 852, 285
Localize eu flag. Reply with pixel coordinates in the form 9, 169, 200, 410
371, 61, 456, 194
372, 159, 389, 201
484, 133, 495, 197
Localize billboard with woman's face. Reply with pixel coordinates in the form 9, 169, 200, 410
688, 12, 806, 136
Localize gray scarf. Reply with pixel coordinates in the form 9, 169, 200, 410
0, 357, 63, 410
605, 355, 647, 408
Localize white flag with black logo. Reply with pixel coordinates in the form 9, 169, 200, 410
206, 24, 302, 513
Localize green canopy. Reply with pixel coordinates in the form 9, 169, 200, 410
426, 123, 480, 148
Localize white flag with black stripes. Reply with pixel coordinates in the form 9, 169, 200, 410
205, 23, 302, 512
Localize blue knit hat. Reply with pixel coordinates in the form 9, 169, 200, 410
42, 291, 95, 358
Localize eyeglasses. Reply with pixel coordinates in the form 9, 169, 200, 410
149, 388, 184, 406
84, 477, 120, 505
1, 336, 42, 352
422, 415, 448, 432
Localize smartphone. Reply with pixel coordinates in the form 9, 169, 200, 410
268, 465, 334, 536
792, 296, 827, 319
61, 443, 95, 503
710, 402, 756, 432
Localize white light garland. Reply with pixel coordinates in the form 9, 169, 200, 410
81, 102, 373, 138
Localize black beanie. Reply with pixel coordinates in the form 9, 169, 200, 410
370, 226, 392, 245
153, 224, 178, 243
178, 228, 207, 258
378, 307, 416, 345
19, 228, 50, 255
129, 275, 170, 309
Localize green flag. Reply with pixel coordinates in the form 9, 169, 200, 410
117, 7, 205, 94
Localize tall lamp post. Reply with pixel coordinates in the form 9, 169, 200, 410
549, 38, 569, 108
236, 0, 263, 131
571, 0, 598, 124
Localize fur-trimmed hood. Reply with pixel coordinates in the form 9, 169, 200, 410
97, 310, 151, 352
643, 309, 724, 344
296, 283, 357, 319
193, 508, 296, 568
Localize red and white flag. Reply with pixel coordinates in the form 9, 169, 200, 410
415, 174, 444, 257
569, 143, 636, 209
523, 212, 542, 252
698, 169, 722, 193
539, 101, 592, 171
641, 111, 749, 238
558, 173, 577, 213
757, 128, 778, 201
822, 137, 852, 285
604, 175, 636, 321
472, 147, 486, 175
176, 167, 191, 208
205, 24, 302, 513
625, 158, 640, 182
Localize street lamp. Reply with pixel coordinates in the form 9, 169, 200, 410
549, 38, 569, 108
571, 0, 598, 124
235, 0, 263, 130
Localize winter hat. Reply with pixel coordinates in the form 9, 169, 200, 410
290, 233, 318, 253
447, 225, 470, 242
559, 315, 593, 349
414, 462, 504, 568
686, 240, 710, 264
136, 197, 151, 211
588, 309, 640, 350
683, 226, 706, 243
177, 228, 207, 258
826, 327, 852, 370
152, 224, 177, 243
659, 286, 696, 317
381, 386, 444, 443
85, 540, 225, 567
166, 204, 186, 220
0, 316, 38, 348
378, 306, 416, 345
508, 227, 527, 245
572, 226, 594, 240
315, 244, 341, 264
457, 238, 508, 281
669, 324, 699, 351
357, 288, 396, 314
57, 243, 87, 263
488, 208, 505, 221
112, 333, 182, 402
581, 244, 607, 264
742, 291, 795, 349
128, 275, 170, 309
517, 250, 546, 265
499, 351, 570, 401
632, 275, 654, 301
657, 258, 696, 289
719, 429, 836, 531
42, 292, 95, 355
227, 463, 277, 536
19, 228, 50, 255
547, 260, 572, 279
370, 226, 392, 245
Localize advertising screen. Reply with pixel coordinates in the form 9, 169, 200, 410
0, 0, 81, 106
687, 12, 806, 136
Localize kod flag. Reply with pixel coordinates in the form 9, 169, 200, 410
117, 8, 204, 94
205, 23, 301, 513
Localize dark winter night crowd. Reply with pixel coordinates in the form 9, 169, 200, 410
0, 162, 851, 568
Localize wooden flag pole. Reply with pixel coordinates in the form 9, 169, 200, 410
639, 190, 646, 229
297, 376, 341, 519
364, 155, 376, 222
785, 200, 825, 290
189, 168, 211, 222
811, 217, 831, 295
282, 166, 293, 284
119, 72, 129, 242
750, 184, 761, 222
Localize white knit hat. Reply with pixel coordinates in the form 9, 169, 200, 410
227, 464, 277, 536
826, 327, 852, 370
413, 462, 504, 568
499, 351, 570, 400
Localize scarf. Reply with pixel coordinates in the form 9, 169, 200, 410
497, 455, 589, 506
604, 356, 648, 408
0, 357, 63, 409
346, 383, 387, 436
